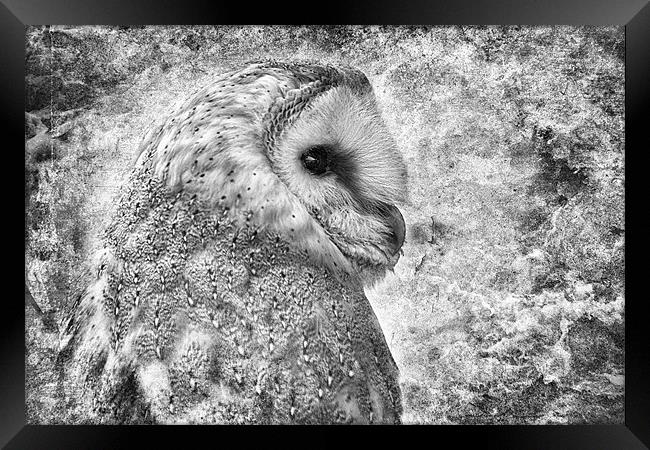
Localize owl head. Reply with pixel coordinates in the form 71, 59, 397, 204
137, 60, 407, 286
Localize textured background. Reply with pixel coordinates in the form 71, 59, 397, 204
25, 25, 625, 424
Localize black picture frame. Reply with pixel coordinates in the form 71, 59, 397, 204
6, 0, 648, 448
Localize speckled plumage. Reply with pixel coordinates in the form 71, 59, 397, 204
57, 61, 407, 424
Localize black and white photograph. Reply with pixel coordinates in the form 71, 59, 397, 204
24, 25, 626, 425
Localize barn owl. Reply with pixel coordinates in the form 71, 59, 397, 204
57, 61, 408, 424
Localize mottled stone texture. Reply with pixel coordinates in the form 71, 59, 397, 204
25, 25, 624, 424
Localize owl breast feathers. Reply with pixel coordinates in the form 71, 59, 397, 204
58, 61, 408, 424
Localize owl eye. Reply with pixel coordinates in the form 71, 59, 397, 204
300, 146, 330, 175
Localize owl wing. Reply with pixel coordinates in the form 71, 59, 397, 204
57, 181, 401, 423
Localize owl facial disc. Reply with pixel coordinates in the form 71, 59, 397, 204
261, 62, 408, 280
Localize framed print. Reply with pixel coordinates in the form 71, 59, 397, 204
4, 0, 649, 447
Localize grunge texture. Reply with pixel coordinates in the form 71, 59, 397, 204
25, 25, 624, 424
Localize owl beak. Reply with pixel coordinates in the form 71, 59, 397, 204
381, 204, 406, 258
